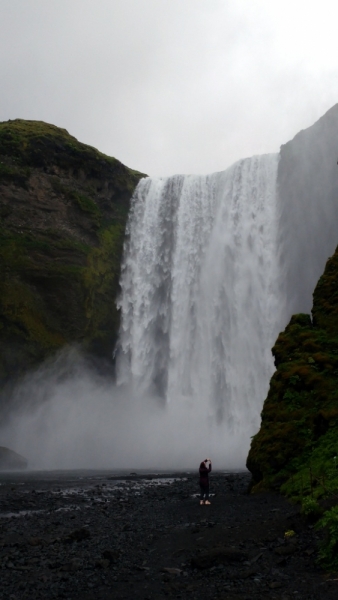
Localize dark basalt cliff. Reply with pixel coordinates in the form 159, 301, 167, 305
247, 245, 338, 497
0, 119, 145, 383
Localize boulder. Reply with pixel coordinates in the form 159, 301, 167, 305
0, 446, 27, 469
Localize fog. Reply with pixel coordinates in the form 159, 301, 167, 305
0, 349, 248, 471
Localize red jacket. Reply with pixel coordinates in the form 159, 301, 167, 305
199, 461, 212, 486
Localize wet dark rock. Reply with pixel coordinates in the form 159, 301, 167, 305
63, 527, 91, 543
275, 545, 297, 556
95, 558, 110, 569
241, 566, 259, 578
161, 567, 182, 575
102, 549, 120, 563
0, 446, 27, 470
269, 580, 283, 589
27, 537, 44, 546
191, 547, 248, 569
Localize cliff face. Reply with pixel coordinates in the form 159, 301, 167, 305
0, 119, 145, 382
277, 103, 338, 317
247, 245, 338, 497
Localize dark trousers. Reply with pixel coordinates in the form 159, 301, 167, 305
199, 483, 209, 500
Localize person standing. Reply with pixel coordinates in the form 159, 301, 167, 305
199, 458, 212, 505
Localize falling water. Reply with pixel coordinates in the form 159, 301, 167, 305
116, 154, 282, 450
4, 108, 338, 470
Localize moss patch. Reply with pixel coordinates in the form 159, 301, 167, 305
0, 162, 30, 188
83, 224, 126, 355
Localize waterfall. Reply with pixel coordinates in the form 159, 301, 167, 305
3, 107, 338, 470
113, 107, 338, 468
116, 154, 282, 452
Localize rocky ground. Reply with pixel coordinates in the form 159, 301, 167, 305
0, 470, 337, 600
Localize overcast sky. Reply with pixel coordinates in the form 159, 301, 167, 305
1, 0, 338, 177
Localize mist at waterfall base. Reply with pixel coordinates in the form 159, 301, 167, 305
2, 106, 338, 471
1, 348, 243, 471
0, 349, 253, 471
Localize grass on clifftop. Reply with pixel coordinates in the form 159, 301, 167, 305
0, 119, 144, 189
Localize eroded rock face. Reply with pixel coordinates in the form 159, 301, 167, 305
247, 245, 338, 493
0, 119, 146, 382
0, 446, 27, 469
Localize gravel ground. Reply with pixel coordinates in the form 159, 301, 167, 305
0, 470, 337, 600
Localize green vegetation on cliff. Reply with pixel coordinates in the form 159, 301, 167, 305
247, 247, 338, 568
0, 119, 146, 382
0, 119, 141, 189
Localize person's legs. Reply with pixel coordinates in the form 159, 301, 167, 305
204, 485, 211, 504
199, 484, 206, 504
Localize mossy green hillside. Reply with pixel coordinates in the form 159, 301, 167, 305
247, 248, 338, 495
0, 119, 141, 191
247, 248, 338, 568
0, 119, 146, 382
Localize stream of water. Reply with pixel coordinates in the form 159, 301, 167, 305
116, 155, 281, 438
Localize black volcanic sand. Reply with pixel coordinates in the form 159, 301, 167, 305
0, 470, 337, 600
